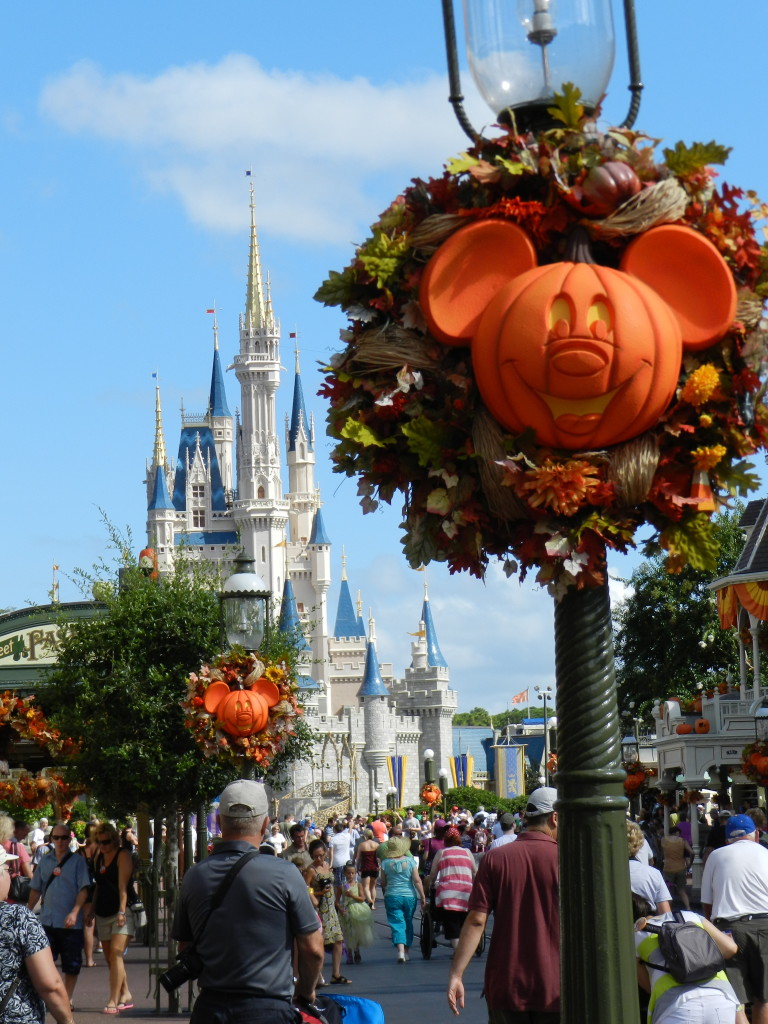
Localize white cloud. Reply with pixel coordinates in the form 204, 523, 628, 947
39, 56, 476, 244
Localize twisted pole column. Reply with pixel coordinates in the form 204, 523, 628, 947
554, 573, 637, 1024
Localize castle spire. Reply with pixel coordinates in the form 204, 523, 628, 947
244, 182, 271, 331
288, 340, 313, 453
207, 307, 231, 418
152, 375, 168, 470
422, 585, 448, 669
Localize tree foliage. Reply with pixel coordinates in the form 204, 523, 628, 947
613, 506, 744, 721
454, 707, 549, 728
40, 549, 316, 817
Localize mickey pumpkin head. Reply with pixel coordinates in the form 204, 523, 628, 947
203, 676, 281, 737
420, 221, 736, 450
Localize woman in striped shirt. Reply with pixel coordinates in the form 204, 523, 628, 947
425, 826, 477, 951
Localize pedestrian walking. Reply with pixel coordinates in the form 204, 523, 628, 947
172, 779, 323, 1024
28, 821, 92, 1008
379, 835, 426, 964
447, 787, 560, 1021
425, 826, 476, 951
87, 823, 135, 1014
0, 847, 76, 1024
701, 813, 768, 1024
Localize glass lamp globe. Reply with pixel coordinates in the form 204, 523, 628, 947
462, 0, 615, 127
220, 552, 270, 651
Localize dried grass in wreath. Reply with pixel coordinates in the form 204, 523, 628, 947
607, 433, 660, 505
409, 213, 466, 250
348, 324, 442, 373
737, 292, 766, 332
472, 405, 531, 521
591, 178, 689, 239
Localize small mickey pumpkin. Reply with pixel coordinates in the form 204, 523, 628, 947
420, 221, 736, 451
694, 718, 710, 734
203, 679, 280, 737
676, 723, 693, 735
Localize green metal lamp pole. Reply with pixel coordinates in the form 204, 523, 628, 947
555, 572, 637, 1023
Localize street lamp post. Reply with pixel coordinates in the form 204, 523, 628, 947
219, 551, 272, 780
438, 768, 450, 819
535, 684, 554, 784
423, 748, 436, 786
432, 8, 644, 1021
372, 790, 381, 817
387, 786, 398, 812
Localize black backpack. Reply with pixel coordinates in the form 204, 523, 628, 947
640, 911, 725, 984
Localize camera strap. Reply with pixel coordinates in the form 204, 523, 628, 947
190, 849, 260, 949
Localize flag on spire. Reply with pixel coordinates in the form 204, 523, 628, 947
511, 689, 529, 705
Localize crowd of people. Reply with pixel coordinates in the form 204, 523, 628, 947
0, 813, 143, 1023
4, 790, 768, 1024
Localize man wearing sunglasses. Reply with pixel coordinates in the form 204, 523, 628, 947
28, 822, 92, 1006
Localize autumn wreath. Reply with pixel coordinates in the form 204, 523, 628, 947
317, 88, 768, 593
741, 740, 768, 788
181, 650, 304, 770
421, 782, 442, 806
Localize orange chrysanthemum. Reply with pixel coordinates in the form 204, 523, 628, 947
514, 459, 602, 517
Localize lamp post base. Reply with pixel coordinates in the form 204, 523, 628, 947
554, 576, 638, 1024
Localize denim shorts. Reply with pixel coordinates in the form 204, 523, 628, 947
43, 926, 84, 975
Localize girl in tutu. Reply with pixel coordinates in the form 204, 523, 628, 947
340, 863, 374, 964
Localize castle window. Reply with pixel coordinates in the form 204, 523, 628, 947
261, 546, 266, 562
192, 510, 205, 528
257, 485, 265, 499
192, 484, 205, 502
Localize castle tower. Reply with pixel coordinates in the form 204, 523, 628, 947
285, 343, 317, 546
359, 621, 391, 799
391, 579, 457, 785
231, 182, 289, 595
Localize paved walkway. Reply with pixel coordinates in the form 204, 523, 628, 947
64, 902, 489, 1024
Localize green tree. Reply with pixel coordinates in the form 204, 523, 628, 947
40, 553, 315, 817
613, 506, 744, 721
454, 706, 492, 727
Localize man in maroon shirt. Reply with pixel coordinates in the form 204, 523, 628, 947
447, 787, 560, 1023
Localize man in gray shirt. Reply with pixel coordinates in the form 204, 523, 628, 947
173, 780, 323, 1024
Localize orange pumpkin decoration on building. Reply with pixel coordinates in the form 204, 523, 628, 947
694, 718, 710, 734
138, 547, 159, 580
676, 723, 693, 735
420, 222, 736, 451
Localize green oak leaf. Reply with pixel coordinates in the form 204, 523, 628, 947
663, 140, 732, 176
339, 419, 386, 448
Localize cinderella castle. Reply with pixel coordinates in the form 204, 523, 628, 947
143, 185, 457, 818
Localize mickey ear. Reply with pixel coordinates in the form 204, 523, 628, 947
203, 680, 230, 714
621, 225, 736, 350
420, 220, 538, 346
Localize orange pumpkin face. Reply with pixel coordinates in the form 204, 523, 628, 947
676, 723, 692, 735
472, 262, 682, 449
420, 221, 737, 452
216, 689, 269, 736
694, 718, 710, 734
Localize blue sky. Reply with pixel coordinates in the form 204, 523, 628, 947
2, 2, 767, 713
